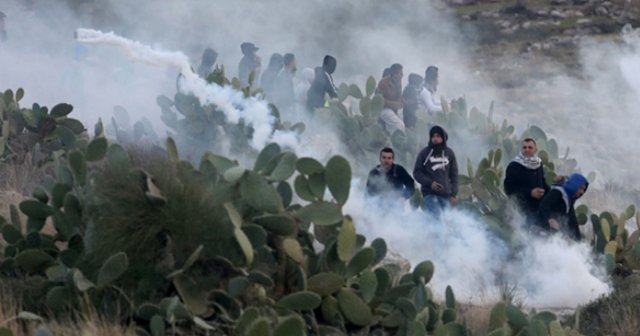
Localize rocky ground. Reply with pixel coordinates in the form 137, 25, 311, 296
440, 0, 640, 88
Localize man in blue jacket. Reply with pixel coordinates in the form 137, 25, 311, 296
537, 173, 589, 241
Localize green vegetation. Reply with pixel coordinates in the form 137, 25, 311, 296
0, 75, 638, 335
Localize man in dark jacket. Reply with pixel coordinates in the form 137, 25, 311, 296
413, 125, 458, 216
504, 138, 550, 223
306, 55, 338, 111
260, 53, 283, 96
537, 173, 588, 241
366, 147, 415, 200
197, 48, 218, 79
238, 42, 261, 88
402, 73, 423, 129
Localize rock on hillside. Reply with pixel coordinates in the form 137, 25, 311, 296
440, 0, 640, 88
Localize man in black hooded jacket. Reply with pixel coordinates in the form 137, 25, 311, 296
413, 125, 458, 216
306, 55, 338, 111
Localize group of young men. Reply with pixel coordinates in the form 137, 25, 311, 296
376, 64, 442, 135
197, 43, 337, 119
197, 42, 589, 241
366, 131, 589, 241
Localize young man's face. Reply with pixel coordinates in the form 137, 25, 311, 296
575, 185, 587, 199
379, 151, 394, 170
522, 141, 537, 157
288, 59, 297, 73
391, 70, 403, 84
431, 133, 443, 145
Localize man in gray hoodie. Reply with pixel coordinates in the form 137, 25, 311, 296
413, 125, 458, 216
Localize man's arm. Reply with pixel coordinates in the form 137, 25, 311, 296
325, 73, 338, 98
420, 88, 442, 114
413, 150, 433, 189
540, 166, 551, 192
449, 150, 459, 197
380, 80, 402, 110
365, 170, 377, 196
538, 190, 562, 230
398, 165, 416, 199
504, 163, 533, 197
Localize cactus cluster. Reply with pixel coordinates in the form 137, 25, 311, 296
588, 205, 640, 272
0, 88, 86, 164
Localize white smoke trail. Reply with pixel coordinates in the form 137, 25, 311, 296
75, 28, 297, 151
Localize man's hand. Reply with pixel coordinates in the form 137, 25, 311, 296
530, 188, 545, 199
450, 196, 457, 205
554, 175, 567, 184
548, 219, 560, 231
431, 181, 444, 192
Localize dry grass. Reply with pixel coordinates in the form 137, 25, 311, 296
0, 287, 136, 336
0, 154, 47, 195
574, 273, 640, 336
581, 181, 639, 215
459, 303, 493, 335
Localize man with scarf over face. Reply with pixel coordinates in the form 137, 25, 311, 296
413, 125, 458, 216
504, 138, 550, 223
537, 173, 589, 241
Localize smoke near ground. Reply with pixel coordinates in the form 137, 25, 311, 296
345, 184, 611, 308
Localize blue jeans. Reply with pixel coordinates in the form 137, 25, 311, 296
423, 194, 449, 217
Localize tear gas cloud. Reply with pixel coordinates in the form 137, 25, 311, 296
345, 182, 611, 308
2, 0, 635, 307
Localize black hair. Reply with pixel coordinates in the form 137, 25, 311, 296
382, 67, 391, 78
408, 73, 423, 86
523, 138, 537, 145
283, 53, 295, 66
425, 65, 438, 82
268, 53, 284, 69
380, 147, 394, 158
201, 48, 218, 66
389, 63, 403, 75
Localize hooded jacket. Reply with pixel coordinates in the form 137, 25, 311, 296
413, 126, 458, 198
307, 56, 338, 111
537, 173, 589, 241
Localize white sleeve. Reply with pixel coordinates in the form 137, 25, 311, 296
420, 88, 442, 114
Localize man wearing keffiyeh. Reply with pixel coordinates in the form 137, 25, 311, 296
504, 138, 550, 224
